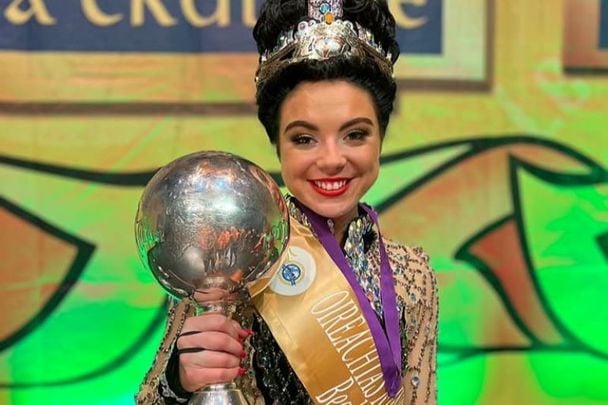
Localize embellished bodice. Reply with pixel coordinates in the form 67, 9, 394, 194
136, 198, 438, 404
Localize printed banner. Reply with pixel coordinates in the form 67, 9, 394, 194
0, 0, 489, 105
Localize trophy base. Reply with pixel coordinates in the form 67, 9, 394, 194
189, 382, 249, 405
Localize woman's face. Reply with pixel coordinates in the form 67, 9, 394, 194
278, 80, 382, 224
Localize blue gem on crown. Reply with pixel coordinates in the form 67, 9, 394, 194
319, 2, 331, 14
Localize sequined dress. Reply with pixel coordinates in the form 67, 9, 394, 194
136, 199, 438, 404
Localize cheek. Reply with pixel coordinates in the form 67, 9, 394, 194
280, 160, 309, 199
280, 151, 324, 197
279, 150, 306, 183
364, 145, 381, 170
366, 160, 380, 184
362, 148, 381, 185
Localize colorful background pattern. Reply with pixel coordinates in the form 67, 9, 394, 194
1, 0, 607, 404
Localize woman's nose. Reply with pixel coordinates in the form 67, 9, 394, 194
316, 142, 347, 173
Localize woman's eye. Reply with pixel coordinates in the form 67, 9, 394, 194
345, 130, 369, 141
291, 135, 314, 145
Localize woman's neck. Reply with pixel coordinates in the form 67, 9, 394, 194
287, 196, 360, 246
328, 208, 358, 246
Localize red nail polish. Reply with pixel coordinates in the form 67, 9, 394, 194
243, 328, 256, 336
238, 367, 247, 376
240, 351, 247, 358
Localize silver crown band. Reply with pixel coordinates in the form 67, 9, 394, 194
255, 0, 394, 88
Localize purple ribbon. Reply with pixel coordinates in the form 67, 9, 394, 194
294, 200, 402, 397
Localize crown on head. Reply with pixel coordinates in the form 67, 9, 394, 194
255, 0, 395, 88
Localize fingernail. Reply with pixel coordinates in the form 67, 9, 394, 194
238, 367, 247, 376
240, 351, 247, 358
243, 328, 256, 336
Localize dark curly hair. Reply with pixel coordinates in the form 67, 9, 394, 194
253, 0, 400, 145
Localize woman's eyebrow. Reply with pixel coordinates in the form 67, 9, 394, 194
284, 120, 319, 133
339, 117, 373, 131
284, 117, 373, 133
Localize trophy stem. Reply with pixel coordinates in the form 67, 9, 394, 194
189, 382, 249, 405
197, 300, 237, 316
191, 297, 249, 404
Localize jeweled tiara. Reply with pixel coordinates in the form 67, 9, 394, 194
255, 0, 395, 88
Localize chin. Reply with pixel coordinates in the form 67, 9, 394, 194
305, 200, 357, 221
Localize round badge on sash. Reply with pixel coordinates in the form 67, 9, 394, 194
270, 246, 316, 296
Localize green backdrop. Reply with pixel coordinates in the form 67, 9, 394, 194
1, 0, 607, 403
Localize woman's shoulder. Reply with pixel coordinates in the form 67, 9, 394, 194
381, 237, 431, 271
380, 237, 437, 298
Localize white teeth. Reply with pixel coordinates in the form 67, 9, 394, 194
314, 180, 347, 191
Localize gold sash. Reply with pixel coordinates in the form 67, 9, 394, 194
249, 218, 404, 404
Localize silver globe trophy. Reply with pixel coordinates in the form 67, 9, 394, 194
135, 151, 289, 404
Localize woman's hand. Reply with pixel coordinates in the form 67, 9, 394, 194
176, 313, 251, 393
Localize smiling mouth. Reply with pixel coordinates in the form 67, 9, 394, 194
310, 179, 350, 196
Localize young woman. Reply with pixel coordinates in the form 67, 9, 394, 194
137, 0, 437, 403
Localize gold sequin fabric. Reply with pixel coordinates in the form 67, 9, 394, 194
136, 203, 438, 404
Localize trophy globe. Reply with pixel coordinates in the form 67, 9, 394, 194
135, 151, 289, 404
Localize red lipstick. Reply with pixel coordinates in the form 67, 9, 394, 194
309, 178, 350, 197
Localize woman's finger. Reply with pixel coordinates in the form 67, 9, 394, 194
177, 331, 244, 357
232, 320, 254, 339
181, 313, 243, 339
179, 366, 245, 393
180, 349, 243, 369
